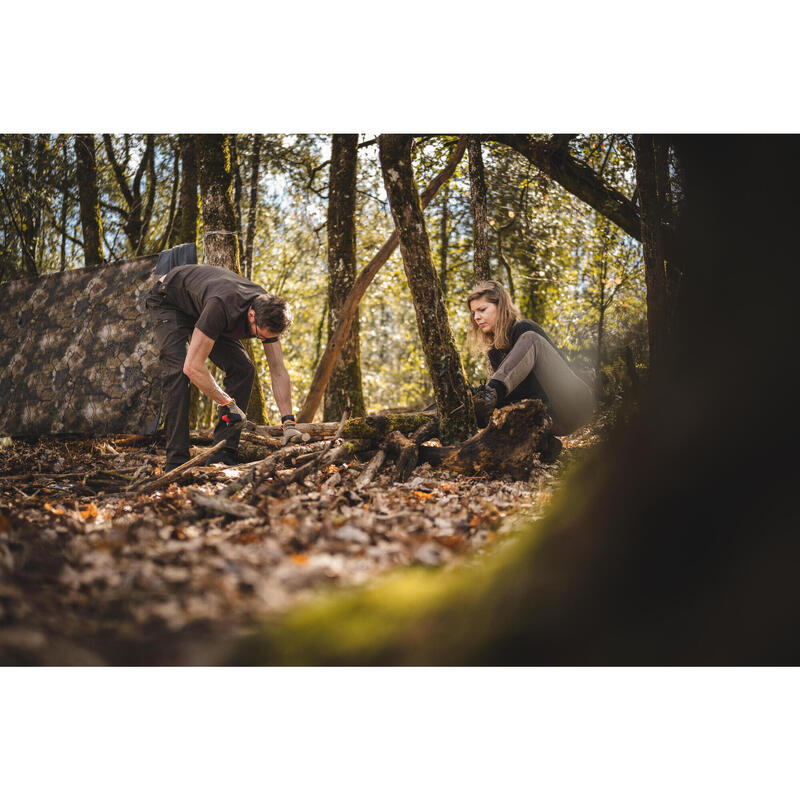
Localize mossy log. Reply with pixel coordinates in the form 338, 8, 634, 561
419, 399, 551, 480
241, 411, 436, 442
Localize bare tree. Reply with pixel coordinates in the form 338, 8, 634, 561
196, 134, 268, 424
378, 134, 475, 443
102, 134, 157, 255
170, 134, 199, 249
243, 134, 264, 281
297, 136, 467, 423
324, 134, 365, 421
74, 134, 104, 267
468, 136, 491, 283
633, 134, 671, 380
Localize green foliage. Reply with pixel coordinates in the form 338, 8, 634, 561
1, 133, 651, 418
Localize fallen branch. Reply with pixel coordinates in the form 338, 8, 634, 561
188, 490, 260, 519
129, 440, 228, 493
354, 449, 387, 489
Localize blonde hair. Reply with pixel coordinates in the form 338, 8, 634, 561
466, 280, 521, 354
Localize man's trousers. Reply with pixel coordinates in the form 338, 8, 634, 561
145, 282, 255, 467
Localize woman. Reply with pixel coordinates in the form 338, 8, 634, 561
466, 280, 594, 461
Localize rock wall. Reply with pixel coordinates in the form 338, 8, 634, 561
0, 255, 163, 437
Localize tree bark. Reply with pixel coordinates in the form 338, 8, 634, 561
297, 136, 467, 423
633, 134, 670, 380
419, 399, 551, 480
196, 134, 268, 425
378, 134, 476, 443
74, 134, 104, 267
244, 134, 263, 281
468, 135, 491, 283
438, 182, 449, 297
324, 134, 366, 422
230, 134, 245, 266
171, 134, 199, 248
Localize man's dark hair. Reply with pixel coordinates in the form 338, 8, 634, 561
252, 293, 292, 335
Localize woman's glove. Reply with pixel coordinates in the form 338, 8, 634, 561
471, 384, 498, 428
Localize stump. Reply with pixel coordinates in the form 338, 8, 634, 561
419, 399, 552, 480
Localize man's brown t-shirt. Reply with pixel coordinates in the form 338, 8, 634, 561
161, 264, 266, 340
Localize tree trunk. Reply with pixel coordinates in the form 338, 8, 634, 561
438, 182, 449, 298
244, 134, 263, 281
655, 136, 681, 332
171, 134, 199, 248
633, 134, 670, 381
59, 137, 69, 272
297, 136, 467, 423
324, 134, 366, 421
378, 134, 476, 443
468, 135, 491, 283
196, 134, 268, 425
74, 134, 104, 267
230, 134, 245, 266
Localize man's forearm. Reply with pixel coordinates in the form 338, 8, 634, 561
184, 363, 231, 406
271, 368, 293, 417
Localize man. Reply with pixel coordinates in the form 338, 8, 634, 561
145, 264, 303, 470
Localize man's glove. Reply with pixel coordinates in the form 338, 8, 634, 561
282, 416, 303, 445
217, 400, 246, 430
471, 383, 498, 428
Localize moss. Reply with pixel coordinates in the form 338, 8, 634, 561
339, 412, 433, 440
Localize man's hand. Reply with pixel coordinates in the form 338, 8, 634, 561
282, 417, 303, 445
217, 400, 246, 429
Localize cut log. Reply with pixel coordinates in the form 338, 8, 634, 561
418, 399, 552, 480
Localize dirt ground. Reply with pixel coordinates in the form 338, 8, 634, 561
0, 424, 600, 665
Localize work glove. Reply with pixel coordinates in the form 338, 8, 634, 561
217, 400, 246, 430
471, 383, 498, 428
282, 416, 303, 445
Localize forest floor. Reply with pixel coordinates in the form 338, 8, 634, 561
0, 419, 604, 666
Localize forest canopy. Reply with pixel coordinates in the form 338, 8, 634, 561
0, 134, 647, 420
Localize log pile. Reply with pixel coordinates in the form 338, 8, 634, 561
112, 401, 551, 503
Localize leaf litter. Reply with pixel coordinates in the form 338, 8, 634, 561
0, 426, 596, 665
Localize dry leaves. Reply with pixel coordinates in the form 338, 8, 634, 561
0, 427, 590, 664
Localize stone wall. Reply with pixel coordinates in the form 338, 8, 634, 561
0, 255, 163, 437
